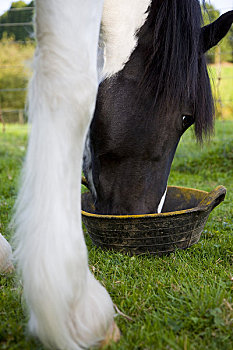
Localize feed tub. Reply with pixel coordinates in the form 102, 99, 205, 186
81, 185, 226, 255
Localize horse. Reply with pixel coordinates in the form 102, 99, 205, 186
83, 1, 233, 215
4, 0, 232, 349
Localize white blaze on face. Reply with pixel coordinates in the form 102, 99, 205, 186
157, 187, 167, 214
100, 0, 151, 79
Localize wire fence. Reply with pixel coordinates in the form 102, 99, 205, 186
0, 4, 232, 127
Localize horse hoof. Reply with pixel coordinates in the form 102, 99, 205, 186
100, 321, 120, 348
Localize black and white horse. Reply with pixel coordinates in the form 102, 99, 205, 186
1, 0, 231, 349
84, 1, 233, 216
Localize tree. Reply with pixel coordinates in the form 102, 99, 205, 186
0, 1, 34, 42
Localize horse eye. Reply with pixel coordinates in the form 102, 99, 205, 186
182, 115, 194, 130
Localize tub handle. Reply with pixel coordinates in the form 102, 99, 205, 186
198, 185, 226, 211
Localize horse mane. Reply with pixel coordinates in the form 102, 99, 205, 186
137, 0, 214, 141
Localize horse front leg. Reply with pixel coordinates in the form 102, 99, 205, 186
13, 0, 119, 349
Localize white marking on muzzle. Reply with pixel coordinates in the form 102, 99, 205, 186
157, 188, 167, 214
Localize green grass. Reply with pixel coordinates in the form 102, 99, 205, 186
209, 64, 233, 120
0, 37, 34, 121
0, 123, 233, 350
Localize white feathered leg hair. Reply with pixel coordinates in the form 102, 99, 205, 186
0, 233, 14, 273
13, 1, 118, 349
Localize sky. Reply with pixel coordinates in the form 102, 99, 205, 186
0, 0, 232, 16
0, 0, 31, 16
209, 0, 233, 12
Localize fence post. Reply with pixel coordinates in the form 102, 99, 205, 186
19, 109, 24, 124
216, 46, 223, 119
0, 108, 6, 133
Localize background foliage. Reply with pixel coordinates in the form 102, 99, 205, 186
0, 1, 33, 42
0, 35, 34, 109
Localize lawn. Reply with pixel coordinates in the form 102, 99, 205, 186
208, 64, 233, 120
0, 122, 232, 350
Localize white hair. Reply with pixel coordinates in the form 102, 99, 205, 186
101, 0, 151, 79
12, 1, 117, 349
0, 233, 14, 273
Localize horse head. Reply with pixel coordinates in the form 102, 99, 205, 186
83, 0, 233, 215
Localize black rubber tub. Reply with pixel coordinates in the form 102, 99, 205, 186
81, 183, 226, 255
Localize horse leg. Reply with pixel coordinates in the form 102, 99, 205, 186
13, 0, 118, 348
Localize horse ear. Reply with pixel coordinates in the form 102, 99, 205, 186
200, 11, 233, 52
